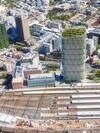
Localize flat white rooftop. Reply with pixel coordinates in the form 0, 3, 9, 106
72, 99, 100, 104
76, 105, 100, 109
30, 73, 54, 79
77, 110, 100, 116
72, 94, 100, 98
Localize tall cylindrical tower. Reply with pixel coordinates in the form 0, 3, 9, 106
62, 28, 86, 82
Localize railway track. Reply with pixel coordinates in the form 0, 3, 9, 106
0, 86, 100, 121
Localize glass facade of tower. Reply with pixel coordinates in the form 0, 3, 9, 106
0, 23, 9, 49
62, 28, 86, 82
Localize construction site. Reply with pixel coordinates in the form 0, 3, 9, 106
0, 84, 100, 133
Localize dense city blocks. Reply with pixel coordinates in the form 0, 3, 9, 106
0, 0, 100, 132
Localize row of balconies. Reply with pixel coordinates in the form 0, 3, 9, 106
62, 54, 85, 60
62, 44, 85, 50
62, 49, 86, 55
62, 36, 85, 44
62, 66, 85, 72
62, 59, 85, 65
63, 72, 85, 81
63, 71, 85, 76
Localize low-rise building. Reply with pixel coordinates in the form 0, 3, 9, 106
39, 42, 53, 55
29, 22, 44, 36
23, 64, 42, 78
69, 13, 85, 24
21, 52, 40, 68
87, 28, 100, 44
97, 49, 100, 58
15, 66, 23, 78
27, 73, 55, 87
12, 77, 23, 89
86, 38, 95, 56
47, 21, 62, 30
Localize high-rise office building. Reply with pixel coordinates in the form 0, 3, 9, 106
62, 28, 86, 82
0, 23, 9, 49
15, 16, 31, 43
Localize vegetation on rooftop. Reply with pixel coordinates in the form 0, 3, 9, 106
16, 45, 22, 51
15, 45, 30, 53
96, 45, 100, 52
46, 62, 60, 72
87, 70, 100, 83
49, 0, 57, 5
2, 0, 19, 8
0, 24, 9, 49
46, 10, 75, 21
62, 28, 86, 37
93, 70, 100, 83
0, 71, 8, 79
95, 70, 100, 78
49, 0, 62, 5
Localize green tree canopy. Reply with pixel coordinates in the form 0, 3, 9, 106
95, 70, 100, 78
3, 0, 20, 8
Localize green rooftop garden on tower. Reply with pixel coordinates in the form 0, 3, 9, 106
62, 28, 86, 82
62, 28, 86, 37
0, 23, 9, 49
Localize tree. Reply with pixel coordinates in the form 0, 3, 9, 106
46, 62, 60, 71
2, 0, 20, 8
95, 70, 100, 78
0, 24, 9, 49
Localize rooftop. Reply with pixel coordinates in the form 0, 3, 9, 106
90, 28, 100, 35
62, 28, 86, 37
29, 73, 54, 79
0, 5, 6, 13
21, 52, 38, 60
12, 77, 23, 83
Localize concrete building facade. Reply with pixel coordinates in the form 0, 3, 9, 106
27, 73, 55, 87
86, 38, 95, 56
15, 16, 31, 44
62, 28, 86, 82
